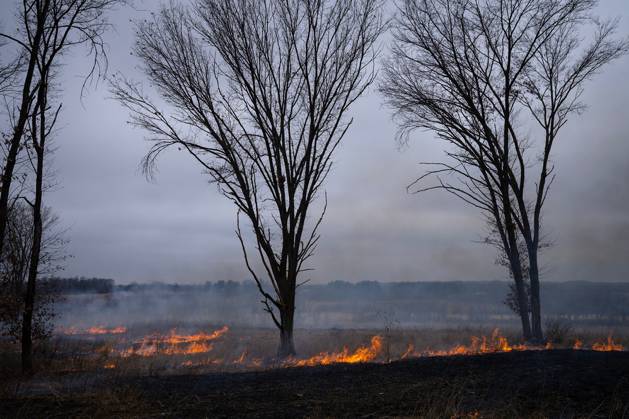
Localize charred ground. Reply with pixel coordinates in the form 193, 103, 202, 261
1, 349, 628, 418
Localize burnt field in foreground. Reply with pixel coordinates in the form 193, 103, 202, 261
1, 349, 628, 418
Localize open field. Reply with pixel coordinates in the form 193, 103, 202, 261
1, 324, 627, 376
1, 325, 627, 417
1, 350, 628, 418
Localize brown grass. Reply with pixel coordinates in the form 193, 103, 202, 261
1, 324, 627, 380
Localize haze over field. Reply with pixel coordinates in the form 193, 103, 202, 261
2, 2, 629, 416
1, 0, 628, 285
52, 280, 629, 330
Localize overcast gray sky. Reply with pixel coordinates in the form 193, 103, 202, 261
1, 0, 628, 284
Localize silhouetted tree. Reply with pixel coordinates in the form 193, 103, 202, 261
0, 0, 122, 264
112, 0, 384, 357
381, 0, 627, 341
1, 0, 122, 373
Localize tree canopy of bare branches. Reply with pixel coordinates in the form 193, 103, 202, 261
1, 0, 122, 373
112, 0, 384, 357
0, 0, 123, 261
380, 0, 627, 341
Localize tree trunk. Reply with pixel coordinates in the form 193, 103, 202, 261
277, 304, 296, 358
508, 252, 532, 341
21, 198, 42, 374
528, 249, 543, 342
21, 75, 46, 374
514, 273, 532, 341
20, 292, 34, 374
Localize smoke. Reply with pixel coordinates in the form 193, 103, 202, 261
54, 281, 629, 331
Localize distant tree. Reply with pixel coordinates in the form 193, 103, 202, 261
380, 0, 627, 341
44, 277, 114, 294
112, 0, 384, 357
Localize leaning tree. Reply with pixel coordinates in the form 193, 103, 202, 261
380, 0, 627, 341
113, 0, 384, 357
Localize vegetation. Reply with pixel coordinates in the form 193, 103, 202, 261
0, 0, 123, 373
112, 0, 385, 357
380, 0, 627, 341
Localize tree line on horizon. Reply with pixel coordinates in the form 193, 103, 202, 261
1, 0, 627, 373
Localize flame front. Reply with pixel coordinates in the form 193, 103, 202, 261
406, 329, 527, 358
291, 335, 383, 367
120, 326, 229, 357
52, 325, 626, 371
592, 335, 624, 352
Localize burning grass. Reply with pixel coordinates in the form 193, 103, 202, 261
1, 323, 624, 379
1, 325, 628, 418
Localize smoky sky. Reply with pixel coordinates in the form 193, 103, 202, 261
1, 1, 628, 284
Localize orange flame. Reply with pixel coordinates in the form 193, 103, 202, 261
120, 326, 229, 357
291, 335, 383, 367
592, 335, 624, 352
420, 329, 527, 357
77, 325, 626, 372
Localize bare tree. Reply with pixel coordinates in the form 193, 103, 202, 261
1, 0, 122, 373
112, 0, 384, 357
19, 55, 57, 373
506, 1, 628, 341
0, 0, 122, 262
380, 0, 627, 341
380, 0, 536, 339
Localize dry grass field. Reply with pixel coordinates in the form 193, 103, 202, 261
0, 324, 627, 418
1, 323, 626, 377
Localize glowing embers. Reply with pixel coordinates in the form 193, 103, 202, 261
120, 326, 229, 357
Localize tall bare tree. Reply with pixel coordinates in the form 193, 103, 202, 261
112, 0, 384, 357
506, 1, 628, 340
0, 0, 122, 262
380, 0, 627, 341
1, 0, 122, 373
20, 54, 58, 373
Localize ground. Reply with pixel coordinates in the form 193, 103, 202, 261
1, 349, 628, 418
